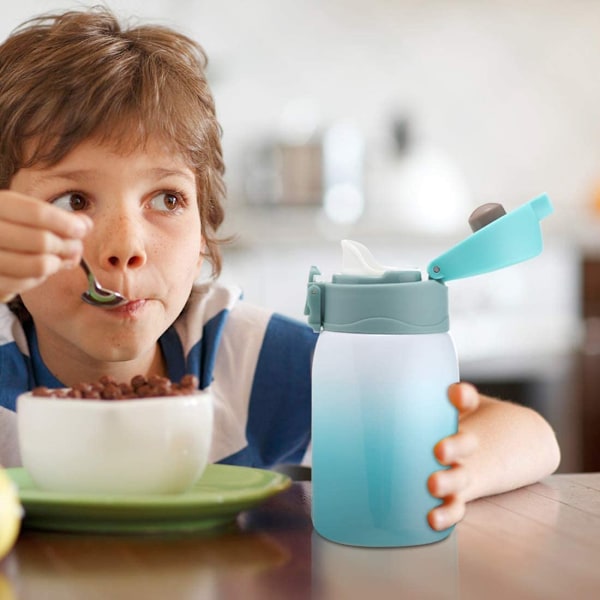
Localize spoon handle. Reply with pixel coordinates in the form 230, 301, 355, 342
79, 258, 92, 278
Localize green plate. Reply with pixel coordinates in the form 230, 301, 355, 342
6, 464, 291, 534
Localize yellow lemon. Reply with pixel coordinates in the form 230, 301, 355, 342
0, 468, 21, 560
0, 575, 16, 600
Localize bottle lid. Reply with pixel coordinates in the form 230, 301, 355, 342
305, 194, 553, 334
305, 241, 449, 334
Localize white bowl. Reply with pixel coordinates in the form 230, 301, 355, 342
17, 391, 213, 495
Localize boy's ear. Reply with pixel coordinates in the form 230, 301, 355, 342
194, 239, 206, 276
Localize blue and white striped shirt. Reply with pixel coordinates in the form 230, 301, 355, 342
0, 281, 317, 468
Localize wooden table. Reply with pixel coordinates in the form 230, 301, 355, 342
1, 473, 599, 599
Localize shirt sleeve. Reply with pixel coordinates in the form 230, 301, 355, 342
219, 313, 318, 468
0, 407, 21, 467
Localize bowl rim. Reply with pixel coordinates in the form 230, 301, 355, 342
17, 390, 210, 408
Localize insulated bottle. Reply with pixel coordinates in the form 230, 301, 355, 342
305, 194, 553, 547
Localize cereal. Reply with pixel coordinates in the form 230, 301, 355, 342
31, 374, 199, 400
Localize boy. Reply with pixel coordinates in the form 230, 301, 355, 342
0, 7, 560, 532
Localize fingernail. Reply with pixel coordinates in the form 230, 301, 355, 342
64, 239, 83, 257
73, 216, 93, 236
62, 259, 78, 270
432, 510, 448, 531
442, 442, 454, 458
434, 473, 449, 495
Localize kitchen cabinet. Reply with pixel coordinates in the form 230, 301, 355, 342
579, 256, 600, 471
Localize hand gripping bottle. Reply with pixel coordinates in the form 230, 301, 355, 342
305, 194, 553, 547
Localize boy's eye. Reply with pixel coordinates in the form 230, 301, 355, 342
51, 193, 88, 212
149, 192, 183, 212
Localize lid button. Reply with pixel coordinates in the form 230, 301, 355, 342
468, 202, 507, 232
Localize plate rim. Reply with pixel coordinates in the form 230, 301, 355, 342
7, 464, 291, 534
6, 463, 291, 509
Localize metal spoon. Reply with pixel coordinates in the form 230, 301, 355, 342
79, 258, 128, 308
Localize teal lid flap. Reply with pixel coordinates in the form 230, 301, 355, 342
427, 194, 553, 282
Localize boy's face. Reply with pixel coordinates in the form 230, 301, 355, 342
11, 137, 203, 381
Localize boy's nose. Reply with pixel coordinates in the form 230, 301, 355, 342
96, 211, 147, 271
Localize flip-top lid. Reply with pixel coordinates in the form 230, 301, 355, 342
305, 194, 553, 334
427, 194, 553, 282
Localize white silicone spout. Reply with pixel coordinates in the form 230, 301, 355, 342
341, 240, 421, 280
341, 240, 395, 275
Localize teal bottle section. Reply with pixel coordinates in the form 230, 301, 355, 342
306, 268, 449, 334
311, 332, 459, 547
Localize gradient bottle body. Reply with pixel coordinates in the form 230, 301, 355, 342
312, 330, 458, 547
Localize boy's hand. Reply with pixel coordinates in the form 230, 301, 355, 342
427, 382, 480, 531
0, 191, 92, 303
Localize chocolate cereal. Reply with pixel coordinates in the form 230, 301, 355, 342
32, 374, 199, 400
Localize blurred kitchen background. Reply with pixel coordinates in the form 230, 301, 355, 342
4, 0, 600, 471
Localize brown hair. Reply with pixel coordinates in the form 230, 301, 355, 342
0, 6, 226, 276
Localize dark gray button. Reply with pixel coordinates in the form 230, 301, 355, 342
468, 203, 507, 232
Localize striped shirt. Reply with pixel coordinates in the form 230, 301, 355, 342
0, 281, 317, 468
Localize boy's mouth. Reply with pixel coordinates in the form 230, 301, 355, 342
106, 299, 147, 316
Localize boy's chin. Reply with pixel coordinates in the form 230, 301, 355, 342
81, 331, 162, 364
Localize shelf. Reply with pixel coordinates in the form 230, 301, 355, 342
221, 203, 469, 250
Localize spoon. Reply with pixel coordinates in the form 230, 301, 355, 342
79, 258, 128, 308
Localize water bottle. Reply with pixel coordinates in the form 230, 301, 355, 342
305, 194, 553, 547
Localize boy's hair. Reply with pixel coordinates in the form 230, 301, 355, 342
0, 6, 226, 274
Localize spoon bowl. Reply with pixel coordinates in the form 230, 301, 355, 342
79, 258, 128, 308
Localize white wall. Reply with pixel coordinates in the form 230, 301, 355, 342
3, 0, 600, 215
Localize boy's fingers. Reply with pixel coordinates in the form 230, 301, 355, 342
428, 464, 470, 498
0, 291, 16, 303
428, 496, 466, 531
0, 250, 78, 301
0, 193, 88, 300
0, 192, 92, 239
0, 272, 51, 302
434, 431, 478, 465
0, 221, 84, 258
0, 250, 65, 279
448, 382, 480, 416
